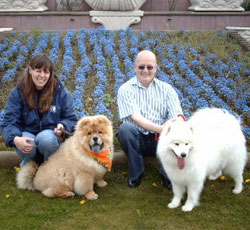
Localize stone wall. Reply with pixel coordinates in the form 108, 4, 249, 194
1, 11, 250, 31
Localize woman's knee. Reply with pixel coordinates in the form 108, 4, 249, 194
16, 146, 36, 167
16, 148, 36, 160
16, 132, 37, 159
35, 130, 60, 153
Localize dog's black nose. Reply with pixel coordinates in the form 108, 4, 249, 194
181, 153, 186, 158
93, 137, 98, 142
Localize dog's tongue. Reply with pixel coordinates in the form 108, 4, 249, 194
92, 145, 101, 154
177, 157, 185, 170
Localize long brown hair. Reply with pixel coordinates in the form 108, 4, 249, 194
18, 53, 58, 113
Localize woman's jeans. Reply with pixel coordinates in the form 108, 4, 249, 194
117, 123, 169, 181
15, 130, 61, 167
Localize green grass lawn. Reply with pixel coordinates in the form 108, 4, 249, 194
1, 164, 250, 230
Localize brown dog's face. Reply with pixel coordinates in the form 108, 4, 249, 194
76, 115, 113, 154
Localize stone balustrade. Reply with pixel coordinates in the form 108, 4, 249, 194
0, 0, 48, 11
188, 0, 245, 12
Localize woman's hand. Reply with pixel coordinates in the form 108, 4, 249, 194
54, 123, 64, 137
14, 136, 34, 154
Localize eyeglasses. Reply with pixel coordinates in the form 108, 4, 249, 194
137, 65, 154, 70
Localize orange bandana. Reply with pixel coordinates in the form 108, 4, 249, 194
83, 147, 112, 171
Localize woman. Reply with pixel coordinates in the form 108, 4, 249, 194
1, 53, 77, 167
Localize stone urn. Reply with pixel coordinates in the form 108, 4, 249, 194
86, 0, 147, 30
84, 0, 147, 11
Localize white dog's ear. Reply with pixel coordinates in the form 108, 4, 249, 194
166, 125, 171, 134
162, 124, 171, 136
189, 125, 194, 134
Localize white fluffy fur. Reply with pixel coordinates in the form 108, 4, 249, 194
16, 161, 38, 191
157, 108, 247, 212
16, 115, 113, 200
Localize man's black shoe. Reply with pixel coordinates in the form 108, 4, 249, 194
128, 173, 143, 188
161, 174, 172, 190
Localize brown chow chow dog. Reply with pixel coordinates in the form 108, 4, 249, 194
17, 115, 113, 200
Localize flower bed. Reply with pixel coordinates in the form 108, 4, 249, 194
0, 27, 249, 146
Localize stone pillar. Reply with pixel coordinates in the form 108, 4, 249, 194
85, 0, 147, 30
188, 0, 245, 12
0, 0, 48, 11
90, 10, 143, 30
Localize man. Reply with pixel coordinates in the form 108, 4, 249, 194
117, 50, 184, 188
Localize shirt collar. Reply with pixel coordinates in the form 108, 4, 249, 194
131, 76, 156, 89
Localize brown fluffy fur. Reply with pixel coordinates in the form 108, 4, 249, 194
16, 115, 113, 200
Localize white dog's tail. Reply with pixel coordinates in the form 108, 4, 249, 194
16, 161, 38, 191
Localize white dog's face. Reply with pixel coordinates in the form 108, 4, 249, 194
161, 121, 194, 169
169, 139, 193, 159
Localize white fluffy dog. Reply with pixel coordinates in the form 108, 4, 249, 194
157, 108, 247, 212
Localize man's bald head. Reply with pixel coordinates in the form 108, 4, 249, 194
135, 50, 157, 65
134, 50, 158, 88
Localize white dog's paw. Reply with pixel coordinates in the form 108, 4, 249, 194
182, 204, 194, 212
232, 186, 242, 194
168, 201, 180, 209
208, 171, 222, 180
208, 175, 217, 180
96, 179, 108, 187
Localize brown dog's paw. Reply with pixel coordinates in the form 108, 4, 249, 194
96, 179, 108, 187
42, 187, 75, 198
59, 191, 75, 198
85, 191, 98, 200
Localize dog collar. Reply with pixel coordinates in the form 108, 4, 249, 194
83, 147, 112, 171
177, 114, 186, 121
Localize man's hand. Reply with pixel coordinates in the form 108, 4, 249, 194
130, 113, 163, 133
161, 116, 185, 133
